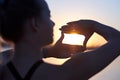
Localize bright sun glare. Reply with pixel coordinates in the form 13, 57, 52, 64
62, 33, 85, 45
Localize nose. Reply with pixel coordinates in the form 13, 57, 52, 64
50, 19, 55, 29
52, 21, 55, 27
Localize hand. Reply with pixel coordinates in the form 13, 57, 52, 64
60, 20, 96, 47
52, 31, 87, 56
42, 32, 71, 58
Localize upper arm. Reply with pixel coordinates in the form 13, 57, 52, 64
62, 40, 120, 79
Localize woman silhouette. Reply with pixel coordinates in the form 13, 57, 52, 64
0, 0, 120, 80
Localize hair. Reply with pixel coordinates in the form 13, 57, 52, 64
0, 0, 45, 43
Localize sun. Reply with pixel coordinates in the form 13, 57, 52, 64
62, 33, 85, 45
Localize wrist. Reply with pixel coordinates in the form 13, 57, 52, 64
42, 46, 57, 58
94, 22, 120, 41
42, 48, 48, 58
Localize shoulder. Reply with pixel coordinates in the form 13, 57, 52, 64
60, 52, 92, 79
60, 39, 120, 79
29, 61, 67, 80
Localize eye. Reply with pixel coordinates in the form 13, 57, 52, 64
48, 13, 51, 18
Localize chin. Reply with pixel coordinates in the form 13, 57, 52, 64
48, 38, 54, 44
43, 37, 53, 46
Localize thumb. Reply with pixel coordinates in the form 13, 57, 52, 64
55, 31, 64, 45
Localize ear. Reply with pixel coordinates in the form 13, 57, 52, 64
29, 17, 39, 32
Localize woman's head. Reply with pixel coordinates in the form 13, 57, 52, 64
0, 0, 54, 44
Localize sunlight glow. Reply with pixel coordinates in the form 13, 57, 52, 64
62, 33, 85, 45
43, 58, 70, 65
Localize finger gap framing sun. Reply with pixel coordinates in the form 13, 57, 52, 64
62, 33, 85, 45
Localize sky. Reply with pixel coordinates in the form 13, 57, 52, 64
46, 0, 120, 47
45, 0, 120, 80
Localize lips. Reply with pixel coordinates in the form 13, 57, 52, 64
50, 29, 53, 36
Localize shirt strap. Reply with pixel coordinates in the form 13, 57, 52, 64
7, 60, 44, 80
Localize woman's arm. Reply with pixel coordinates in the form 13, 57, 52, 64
61, 20, 120, 79
42, 32, 71, 58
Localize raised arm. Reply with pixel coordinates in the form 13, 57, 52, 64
61, 20, 120, 79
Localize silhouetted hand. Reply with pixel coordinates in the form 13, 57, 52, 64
61, 20, 96, 33
42, 31, 86, 58
42, 32, 71, 58
42, 20, 98, 58
60, 20, 96, 48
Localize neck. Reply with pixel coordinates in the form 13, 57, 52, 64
12, 41, 43, 64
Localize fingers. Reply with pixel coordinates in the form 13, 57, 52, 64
59, 31, 64, 43
67, 20, 79, 25
55, 31, 64, 45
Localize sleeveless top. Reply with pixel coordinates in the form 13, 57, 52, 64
7, 60, 44, 80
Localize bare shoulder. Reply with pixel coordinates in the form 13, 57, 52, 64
61, 40, 120, 79
60, 51, 92, 79
29, 61, 68, 80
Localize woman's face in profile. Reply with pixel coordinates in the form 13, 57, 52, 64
36, 0, 55, 45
